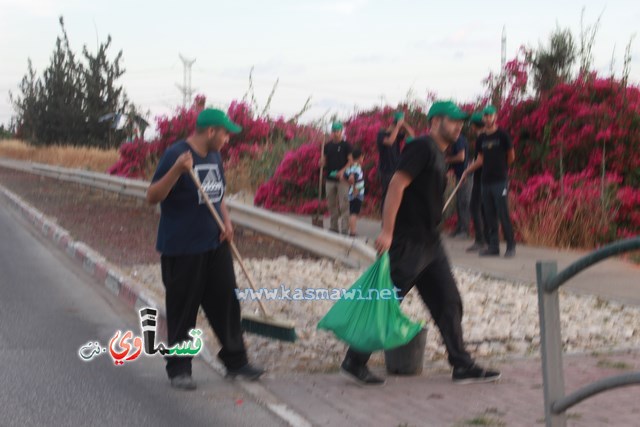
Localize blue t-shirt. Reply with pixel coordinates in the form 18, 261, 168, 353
152, 140, 226, 255
448, 135, 468, 180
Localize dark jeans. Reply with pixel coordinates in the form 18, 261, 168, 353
161, 242, 248, 379
470, 175, 489, 244
344, 245, 474, 370
481, 181, 516, 252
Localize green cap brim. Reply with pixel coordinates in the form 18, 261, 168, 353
483, 105, 497, 115
225, 122, 242, 134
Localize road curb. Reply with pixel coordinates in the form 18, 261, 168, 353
0, 183, 312, 427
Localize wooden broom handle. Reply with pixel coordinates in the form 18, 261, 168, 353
188, 168, 271, 318
442, 178, 463, 214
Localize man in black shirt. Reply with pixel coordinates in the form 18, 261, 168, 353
376, 111, 415, 205
462, 105, 516, 257
320, 121, 353, 234
340, 101, 501, 386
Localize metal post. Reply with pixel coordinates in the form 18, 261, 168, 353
536, 261, 567, 427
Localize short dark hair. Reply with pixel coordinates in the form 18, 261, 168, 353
352, 148, 362, 159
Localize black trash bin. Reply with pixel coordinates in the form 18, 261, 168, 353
384, 327, 427, 375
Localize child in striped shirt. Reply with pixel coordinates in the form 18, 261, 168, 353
343, 148, 365, 237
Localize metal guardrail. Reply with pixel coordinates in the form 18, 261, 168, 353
0, 158, 376, 268
536, 236, 640, 427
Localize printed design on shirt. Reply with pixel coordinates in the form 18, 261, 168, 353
194, 164, 224, 204
482, 139, 499, 151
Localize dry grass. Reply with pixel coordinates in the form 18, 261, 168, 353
0, 139, 119, 173
516, 196, 614, 249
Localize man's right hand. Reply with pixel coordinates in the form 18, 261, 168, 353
374, 230, 393, 255
460, 169, 470, 183
174, 151, 193, 174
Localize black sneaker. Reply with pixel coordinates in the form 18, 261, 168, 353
466, 242, 485, 252
452, 364, 501, 384
170, 373, 197, 390
226, 363, 265, 381
340, 359, 385, 386
479, 248, 500, 257
504, 247, 516, 258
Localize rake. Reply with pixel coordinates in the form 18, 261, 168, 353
188, 169, 297, 342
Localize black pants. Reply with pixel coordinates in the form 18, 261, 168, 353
469, 175, 489, 244
161, 242, 247, 379
345, 246, 474, 369
481, 181, 516, 252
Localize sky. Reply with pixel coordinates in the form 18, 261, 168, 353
1, 0, 639, 133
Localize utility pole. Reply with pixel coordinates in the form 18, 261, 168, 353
176, 54, 196, 107
498, 25, 507, 103
501, 25, 507, 72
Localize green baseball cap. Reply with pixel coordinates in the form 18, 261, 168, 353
196, 108, 242, 133
331, 121, 343, 132
470, 112, 484, 126
483, 105, 497, 115
427, 101, 469, 120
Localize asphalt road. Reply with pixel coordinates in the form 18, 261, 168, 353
0, 202, 286, 427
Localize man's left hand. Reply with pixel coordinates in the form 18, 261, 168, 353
221, 220, 234, 242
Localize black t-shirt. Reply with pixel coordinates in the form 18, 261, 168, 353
323, 140, 352, 181
393, 135, 446, 244
447, 135, 468, 179
388, 135, 447, 289
376, 129, 403, 175
478, 128, 513, 184
152, 140, 225, 255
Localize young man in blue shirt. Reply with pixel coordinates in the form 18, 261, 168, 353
147, 108, 263, 390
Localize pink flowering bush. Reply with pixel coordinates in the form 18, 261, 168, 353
254, 105, 429, 215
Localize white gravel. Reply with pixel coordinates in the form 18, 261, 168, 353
124, 256, 640, 374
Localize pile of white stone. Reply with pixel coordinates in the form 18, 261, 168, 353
126, 256, 640, 374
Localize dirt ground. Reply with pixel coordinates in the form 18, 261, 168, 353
0, 166, 316, 267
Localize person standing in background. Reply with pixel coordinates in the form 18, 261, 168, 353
445, 134, 471, 238
320, 122, 353, 234
377, 111, 415, 206
462, 105, 516, 258
465, 112, 490, 252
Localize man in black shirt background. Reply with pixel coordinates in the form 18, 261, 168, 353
320, 121, 353, 234
462, 105, 516, 258
376, 111, 415, 205
340, 101, 500, 386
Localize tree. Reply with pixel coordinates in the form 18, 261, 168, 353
37, 17, 85, 145
9, 59, 42, 142
10, 16, 128, 147
83, 35, 127, 148
528, 27, 576, 93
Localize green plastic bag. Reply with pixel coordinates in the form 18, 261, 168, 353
317, 252, 423, 352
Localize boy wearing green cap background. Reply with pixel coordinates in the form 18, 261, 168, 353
319, 122, 353, 234
465, 112, 490, 252
341, 101, 500, 386
147, 108, 263, 390
376, 111, 415, 205
462, 105, 516, 258
445, 132, 471, 238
